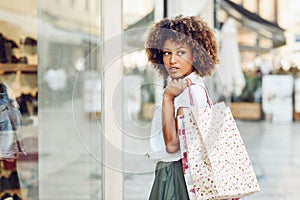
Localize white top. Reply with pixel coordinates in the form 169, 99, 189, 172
148, 72, 210, 162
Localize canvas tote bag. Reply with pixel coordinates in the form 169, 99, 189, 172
177, 86, 260, 200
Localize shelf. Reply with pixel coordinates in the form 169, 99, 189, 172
230, 102, 262, 120
0, 64, 37, 72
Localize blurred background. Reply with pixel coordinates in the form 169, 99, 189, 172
0, 0, 299, 199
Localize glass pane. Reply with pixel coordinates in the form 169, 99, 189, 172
122, 1, 157, 199
39, 0, 102, 199
0, 1, 38, 199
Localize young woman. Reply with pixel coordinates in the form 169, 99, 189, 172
145, 15, 218, 199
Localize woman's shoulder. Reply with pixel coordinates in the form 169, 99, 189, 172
175, 83, 209, 109
190, 84, 211, 107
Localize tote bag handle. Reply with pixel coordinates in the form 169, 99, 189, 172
188, 84, 212, 107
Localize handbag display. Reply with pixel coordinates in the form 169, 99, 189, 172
177, 86, 260, 200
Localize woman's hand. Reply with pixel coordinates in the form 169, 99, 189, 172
163, 78, 192, 100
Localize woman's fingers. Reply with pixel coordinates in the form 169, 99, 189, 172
166, 79, 189, 97
185, 78, 192, 86
164, 77, 194, 99
170, 79, 185, 90
171, 78, 191, 89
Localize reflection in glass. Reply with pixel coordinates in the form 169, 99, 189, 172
0, 1, 38, 199
0, 83, 26, 200
39, 0, 102, 199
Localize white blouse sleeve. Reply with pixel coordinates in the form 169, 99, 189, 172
147, 89, 182, 160
147, 91, 169, 159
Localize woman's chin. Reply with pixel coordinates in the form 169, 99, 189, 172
169, 74, 184, 79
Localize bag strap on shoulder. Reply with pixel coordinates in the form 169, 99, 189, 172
188, 84, 212, 107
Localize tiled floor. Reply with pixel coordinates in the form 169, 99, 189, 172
238, 121, 300, 199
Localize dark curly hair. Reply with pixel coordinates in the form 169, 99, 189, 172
145, 15, 218, 79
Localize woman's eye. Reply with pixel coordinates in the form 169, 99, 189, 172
177, 51, 185, 56
163, 51, 170, 56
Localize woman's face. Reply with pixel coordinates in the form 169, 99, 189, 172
162, 39, 194, 79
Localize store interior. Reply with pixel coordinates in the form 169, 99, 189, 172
0, 1, 38, 199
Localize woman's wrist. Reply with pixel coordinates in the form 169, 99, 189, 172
163, 91, 175, 101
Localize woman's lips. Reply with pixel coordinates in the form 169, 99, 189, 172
169, 67, 179, 73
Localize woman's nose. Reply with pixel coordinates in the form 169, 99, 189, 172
170, 53, 177, 64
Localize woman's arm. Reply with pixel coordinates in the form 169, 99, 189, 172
162, 79, 189, 153
162, 94, 179, 153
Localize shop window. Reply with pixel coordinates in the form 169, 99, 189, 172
38, 0, 103, 199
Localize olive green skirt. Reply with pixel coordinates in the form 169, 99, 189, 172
149, 159, 189, 200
